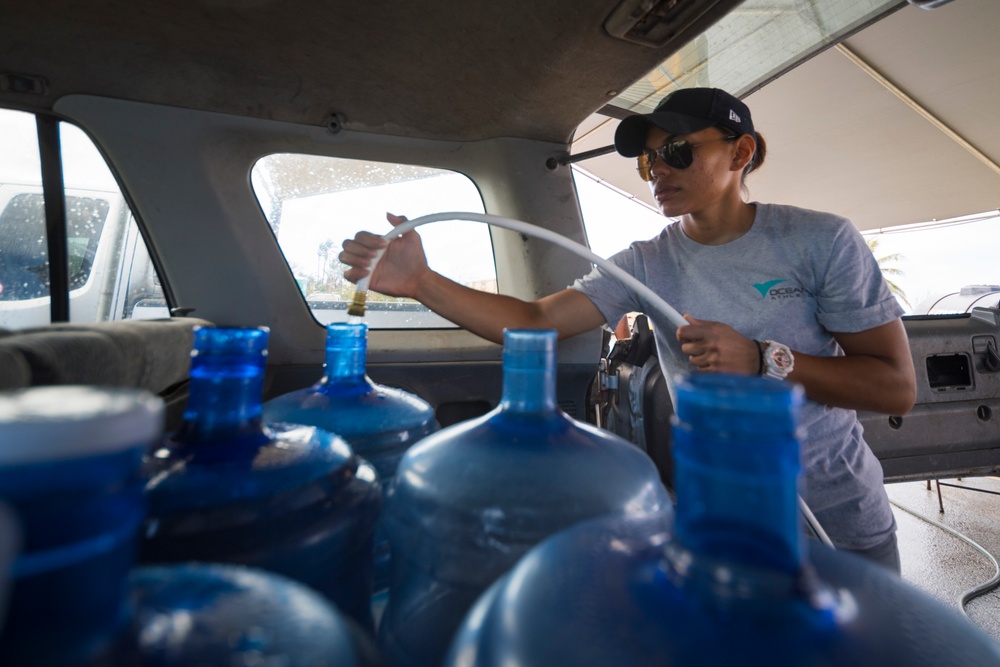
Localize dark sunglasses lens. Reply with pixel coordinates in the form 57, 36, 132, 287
661, 142, 693, 169
636, 141, 694, 181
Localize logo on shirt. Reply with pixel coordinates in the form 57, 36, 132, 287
753, 279, 785, 297
754, 278, 812, 301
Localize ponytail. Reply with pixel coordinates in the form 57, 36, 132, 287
740, 131, 766, 198
745, 131, 766, 176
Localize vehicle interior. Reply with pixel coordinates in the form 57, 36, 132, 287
1, 0, 998, 507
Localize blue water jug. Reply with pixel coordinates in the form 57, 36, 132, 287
263, 321, 438, 594
445, 374, 1000, 666
139, 326, 382, 632
0, 386, 164, 667
128, 563, 383, 666
379, 328, 671, 667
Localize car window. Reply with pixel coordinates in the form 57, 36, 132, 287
0, 192, 109, 299
0, 109, 166, 329
251, 154, 494, 329
573, 165, 669, 341
573, 165, 667, 258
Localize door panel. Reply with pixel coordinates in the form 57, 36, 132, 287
859, 308, 1000, 482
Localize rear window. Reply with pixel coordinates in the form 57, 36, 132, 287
252, 154, 495, 329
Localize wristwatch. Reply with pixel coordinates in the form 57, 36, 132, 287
761, 340, 794, 380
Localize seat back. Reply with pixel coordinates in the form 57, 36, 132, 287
0, 317, 212, 430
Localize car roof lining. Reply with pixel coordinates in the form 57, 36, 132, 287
0, 0, 742, 144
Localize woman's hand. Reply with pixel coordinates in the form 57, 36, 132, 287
676, 314, 760, 375
339, 213, 430, 299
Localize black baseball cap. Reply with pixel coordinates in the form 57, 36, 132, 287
614, 87, 755, 157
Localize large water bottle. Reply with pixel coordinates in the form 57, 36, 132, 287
445, 374, 1000, 666
127, 562, 383, 666
140, 326, 382, 632
263, 321, 438, 594
379, 328, 671, 667
0, 386, 164, 666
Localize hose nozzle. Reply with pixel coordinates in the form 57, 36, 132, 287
347, 290, 368, 317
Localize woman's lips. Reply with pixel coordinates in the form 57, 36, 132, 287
654, 186, 680, 203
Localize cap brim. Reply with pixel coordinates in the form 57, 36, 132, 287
614, 112, 715, 157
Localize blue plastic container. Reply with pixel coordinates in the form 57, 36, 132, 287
263, 322, 438, 593
139, 326, 382, 632
0, 386, 164, 666
127, 563, 382, 666
445, 374, 1000, 666
379, 329, 671, 667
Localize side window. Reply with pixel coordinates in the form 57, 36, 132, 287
0, 109, 166, 329
251, 154, 494, 329
0, 193, 110, 300
572, 165, 667, 339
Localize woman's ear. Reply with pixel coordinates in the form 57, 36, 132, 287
732, 134, 756, 172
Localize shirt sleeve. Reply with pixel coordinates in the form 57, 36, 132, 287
569, 246, 646, 330
814, 220, 904, 333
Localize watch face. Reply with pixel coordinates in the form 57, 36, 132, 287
771, 347, 792, 370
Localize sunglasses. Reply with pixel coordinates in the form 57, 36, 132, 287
635, 135, 738, 181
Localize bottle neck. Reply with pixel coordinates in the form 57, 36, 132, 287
671, 375, 805, 575
179, 327, 269, 445
499, 330, 558, 414
320, 322, 370, 391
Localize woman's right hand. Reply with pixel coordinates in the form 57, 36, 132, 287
339, 213, 430, 298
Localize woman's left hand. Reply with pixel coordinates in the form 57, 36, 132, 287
676, 314, 759, 375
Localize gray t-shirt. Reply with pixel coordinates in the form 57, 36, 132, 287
571, 202, 903, 550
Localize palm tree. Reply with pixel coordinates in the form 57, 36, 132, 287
317, 239, 335, 283
866, 237, 910, 308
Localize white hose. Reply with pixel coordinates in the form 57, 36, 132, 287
800, 496, 835, 547
355, 211, 687, 329
890, 498, 1000, 621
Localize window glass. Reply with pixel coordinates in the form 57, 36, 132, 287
252, 154, 494, 329
0, 110, 165, 329
573, 166, 667, 258
610, 0, 898, 114
572, 165, 668, 343
0, 193, 109, 300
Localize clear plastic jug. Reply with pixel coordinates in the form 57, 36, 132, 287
140, 326, 381, 631
0, 386, 163, 666
379, 328, 671, 667
263, 321, 437, 594
445, 374, 1000, 666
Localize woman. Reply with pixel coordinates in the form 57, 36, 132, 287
340, 87, 916, 571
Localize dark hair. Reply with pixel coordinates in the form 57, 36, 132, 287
745, 131, 767, 176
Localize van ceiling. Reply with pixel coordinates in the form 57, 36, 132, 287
0, 0, 741, 144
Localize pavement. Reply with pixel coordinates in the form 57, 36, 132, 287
886, 476, 1000, 642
